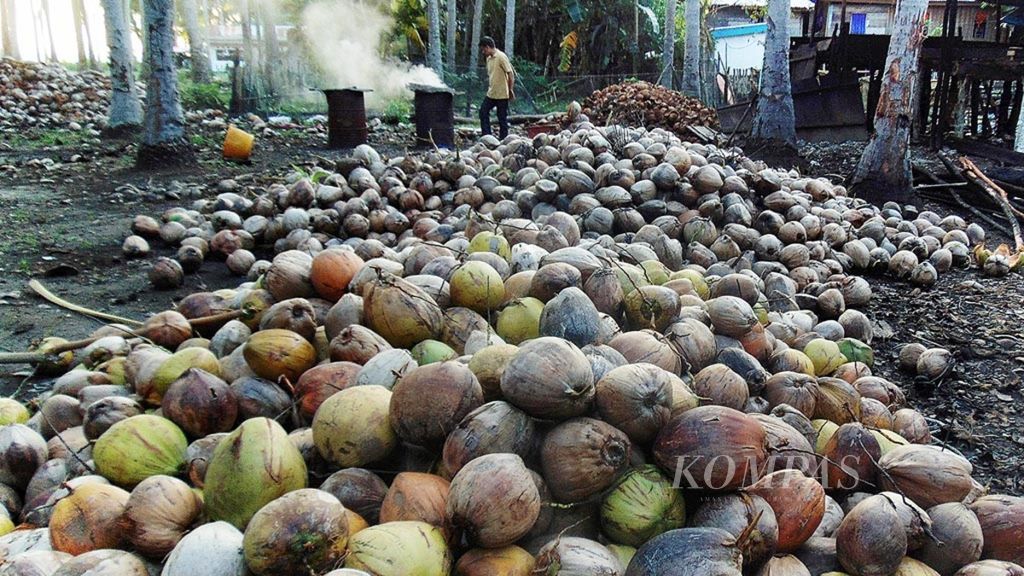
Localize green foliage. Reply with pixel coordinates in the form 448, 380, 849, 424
178, 72, 229, 111
381, 99, 413, 124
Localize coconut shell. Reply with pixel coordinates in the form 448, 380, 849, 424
539, 287, 602, 347
455, 546, 536, 576
917, 502, 984, 575
665, 319, 717, 373
467, 344, 519, 401
692, 364, 749, 410
93, 415, 188, 488
49, 483, 130, 555
750, 415, 817, 476
689, 493, 779, 567
625, 527, 744, 576
953, 560, 1024, 575
746, 470, 825, 553
243, 329, 317, 384
203, 417, 308, 529
122, 475, 203, 558
500, 337, 595, 420
0, 424, 47, 490
161, 368, 238, 438
243, 488, 349, 575
162, 521, 248, 576
364, 273, 445, 348
540, 417, 631, 503
594, 363, 674, 445
313, 386, 397, 468
836, 494, 909, 576
970, 495, 1024, 565
294, 361, 361, 422
345, 521, 453, 575
378, 472, 451, 535
600, 465, 686, 547
390, 361, 484, 448
820, 423, 880, 491
447, 454, 540, 548
608, 330, 683, 375
535, 537, 623, 576
653, 406, 768, 491
879, 445, 974, 509
755, 555, 812, 576
814, 377, 862, 424
320, 468, 389, 525
442, 401, 535, 479
764, 372, 819, 418
329, 325, 393, 364
50, 549, 149, 576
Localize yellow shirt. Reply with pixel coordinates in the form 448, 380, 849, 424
486, 50, 514, 99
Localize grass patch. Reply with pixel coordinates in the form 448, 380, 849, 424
0, 129, 91, 150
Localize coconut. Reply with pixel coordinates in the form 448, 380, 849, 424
329, 325, 392, 364
601, 465, 686, 547
653, 406, 768, 491
122, 475, 203, 558
242, 488, 349, 575
93, 415, 187, 488
624, 285, 681, 332
243, 329, 317, 384
450, 261, 506, 314
0, 425, 47, 490
535, 537, 623, 576
355, 349, 417, 390
746, 469, 825, 553
293, 361, 361, 422
706, 296, 759, 338
594, 363, 675, 444
320, 468, 389, 525
50, 549, 149, 576
893, 408, 933, 444
692, 364, 749, 411
311, 248, 364, 301
970, 495, 1024, 565
313, 386, 397, 467
496, 297, 545, 344
814, 377, 862, 424
138, 311, 193, 350
500, 337, 594, 420
820, 423, 880, 491
835, 494, 908, 576
625, 527, 744, 575
162, 521, 248, 576
203, 417, 308, 529
665, 319, 717, 373
755, 555, 813, 576
803, 338, 847, 376
690, 493, 779, 568
184, 433, 227, 488
345, 521, 453, 576
454, 546, 536, 576
259, 298, 318, 342
878, 445, 974, 509
161, 368, 238, 438
49, 483, 129, 554
953, 561, 1024, 575
230, 376, 293, 424
539, 287, 602, 347
0, 551, 72, 576
390, 362, 484, 448
378, 472, 450, 535
541, 417, 631, 503
447, 454, 540, 548
265, 250, 315, 300
468, 344, 519, 400
442, 401, 535, 478
608, 330, 683, 375
917, 502, 983, 575
364, 272, 444, 348
143, 347, 220, 405
585, 268, 626, 319
763, 372, 819, 417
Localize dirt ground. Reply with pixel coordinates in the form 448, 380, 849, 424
0, 126, 1021, 495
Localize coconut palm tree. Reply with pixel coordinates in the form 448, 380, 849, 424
137, 0, 189, 167
680, 0, 700, 97
505, 0, 516, 59
426, 0, 443, 74
446, 0, 456, 71
468, 0, 484, 75
180, 0, 212, 83
751, 0, 796, 148
661, 0, 676, 88
101, 0, 143, 134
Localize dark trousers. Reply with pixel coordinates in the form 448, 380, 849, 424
480, 97, 509, 139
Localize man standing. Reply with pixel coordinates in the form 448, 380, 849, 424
479, 36, 514, 139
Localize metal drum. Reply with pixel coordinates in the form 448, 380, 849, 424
410, 84, 456, 149
321, 88, 371, 149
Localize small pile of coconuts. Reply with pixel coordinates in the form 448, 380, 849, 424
0, 125, 1020, 576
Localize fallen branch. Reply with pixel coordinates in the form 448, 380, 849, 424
29, 279, 144, 327
913, 163, 1014, 235
960, 157, 1024, 251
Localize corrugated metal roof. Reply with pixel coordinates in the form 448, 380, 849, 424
710, 0, 815, 9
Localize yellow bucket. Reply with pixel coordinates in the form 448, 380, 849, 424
223, 125, 255, 160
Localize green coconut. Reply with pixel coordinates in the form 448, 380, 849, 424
639, 260, 671, 285
450, 261, 506, 314
147, 347, 220, 405
812, 419, 840, 454
313, 386, 397, 467
670, 269, 709, 299
204, 417, 308, 529
601, 465, 686, 546
410, 340, 458, 365
467, 231, 511, 262
0, 398, 29, 425
345, 521, 453, 576
871, 428, 911, 455
837, 338, 874, 367
467, 343, 519, 400
242, 488, 349, 576
495, 297, 544, 344
803, 338, 847, 376
613, 262, 651, 296
364, 273, 444, 349
93, 414, 188, 487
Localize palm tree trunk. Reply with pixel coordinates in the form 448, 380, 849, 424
751, 0, 796, 148
446, 0, 456, 72
469, 0, 484, 76
1, 0, 20, 59
259, 1, 279, 97
101, 0, 143, 133
681, 0, 701, 97
138, 0, 189, 166
81, 0, 98, 67
661, 0, 676, 88
426, 0, 443, 74
850, 0, 929, 204
505, 0, 515, 59
41, 0, 57, 62
180, 0, 212, 83
72, 0, 88, 67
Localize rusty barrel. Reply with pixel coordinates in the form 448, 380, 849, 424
411, 85, 456, 149
321, 89, 369, 149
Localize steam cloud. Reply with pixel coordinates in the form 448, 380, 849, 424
300, 0, 443, 108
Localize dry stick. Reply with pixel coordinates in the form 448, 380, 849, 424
29, 279, 144, 327
913, 163, 1012, 233
960, 157, 1024, 251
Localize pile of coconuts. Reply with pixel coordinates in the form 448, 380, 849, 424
0, 125, 1021, 576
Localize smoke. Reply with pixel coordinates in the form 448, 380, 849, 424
300, 0, 443, 108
